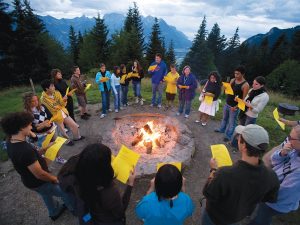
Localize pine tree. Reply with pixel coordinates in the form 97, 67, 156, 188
227, 27, 240, 50
146, 17, 166, 64
78, 31, 83, 45
269, 34, 290, 70
291, 29, 300, 62
69, 25, 79, 65
166, 40, 176, 65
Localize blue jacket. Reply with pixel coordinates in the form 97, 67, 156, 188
266, 148, 300, 213
177, 73, 198, 101
95, 71, 111, 92
148, 60, 167, 84
136, 192, 194, 225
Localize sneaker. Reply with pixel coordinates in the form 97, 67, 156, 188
157, 104, 162, 108
120, 107, 124, 110
140, 99, 144, 105
108, 108, 113, 112
66, 140, 74, 146
201, 122, 207, 126
214, 129, 222, 133
195, 120, 201, 123
184, 114, 189, 118
64, 128, 69, 133
135, 97, 139, 103
55, 156, 67, 164
50, 204, 67, 221
150, 104, 154, 107
74, 136, 85, 141
176, 112, 181, 116
115, 109, 119, 113
100, 114, 106, 119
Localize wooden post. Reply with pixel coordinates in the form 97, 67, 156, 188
29, 78, 36, 94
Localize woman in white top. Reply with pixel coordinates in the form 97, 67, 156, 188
111, 66, 121, 112
239, 76, 269, 125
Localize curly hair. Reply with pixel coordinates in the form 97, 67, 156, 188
23, 92, 41, 113
1, 112, 33, 136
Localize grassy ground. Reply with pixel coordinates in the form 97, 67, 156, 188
0, 78, 299, 160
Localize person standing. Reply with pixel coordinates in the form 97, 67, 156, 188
111, 66, 121, 113
95, 63, 112, 119
215, 65, 249, 142
70, 66, 90, 120
120, 64, 131, 107
248, 125, 300, 225
131, 60, 144, 105
176, 66, 198, 118
51, 69, 76, 122
202, 124, 279, 225
196, 71, 222, 126
164, 64, 180, 109
148, 53, 167, 108
0, 112, 74, 220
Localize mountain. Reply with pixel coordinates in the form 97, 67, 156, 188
40, 14, 192, 50
243, 26, 300, 47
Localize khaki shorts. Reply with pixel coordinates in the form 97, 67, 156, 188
76, 94, 87, 107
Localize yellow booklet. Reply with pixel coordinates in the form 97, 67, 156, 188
112, 145, 140, 184
157, 162, 182, 172
222, 82, 234, 95
236, 97, 246, 111
49, 111, 63, 123
273, 108, 285, 130
211, 144, 233, 167
66, 87, 77, 96
204, 95, 213, 105
45, 137, 67, 161
42, 130, 55, 149
84, 84, 91, 92
100, 77, 109, 82
148, 65, 157, 72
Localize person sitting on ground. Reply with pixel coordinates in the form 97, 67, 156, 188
52, 68, 76, 122
136, 164, 194, 225
202, 124, 279, 225
40, 79, 84, 145
95, 63, 112, 119
196, 71, 222, 126
23, 92, 66, 164
70, 66, 90, 120
0, 112, 74, 220
120, 64, 131, 107
111, 66, 121, 113
59, 143, 136, 225
164, 64, 180, 109
248, 125, 300, 225
176, 65, 198, 118
238, 76, 269, 126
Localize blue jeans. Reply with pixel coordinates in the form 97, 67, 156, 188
113, 85, 121, 110
33, 182, 74, 217
248, 203, 282, 225
133, 81, 142, 98
101, 90, 111, 114
121, 85, 129, 105
178, 99, 192, 115
201, 208, 237, 225
151, 82, 164, 105
218, 103, 239, 139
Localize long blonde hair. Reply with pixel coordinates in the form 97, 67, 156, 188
23, 92, 41, 113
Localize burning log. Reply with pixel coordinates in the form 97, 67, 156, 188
143, 124, 153, 134
144, 139, 153, 154
155, 138, 161, 148
132, 133, 144, 146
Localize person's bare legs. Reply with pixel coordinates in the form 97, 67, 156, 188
57, 122, 70, 139
64, 116, 80, 139
202, 113, 210, 125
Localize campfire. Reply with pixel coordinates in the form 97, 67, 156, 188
131, 121, 162, 154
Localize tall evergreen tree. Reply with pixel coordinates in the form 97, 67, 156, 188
269, 34, 290, 70
166, 40, 176, 65
69, 25, 79, 65
78, 31, 83, 45
146, 17, 166, 64
291, 29, 300, 62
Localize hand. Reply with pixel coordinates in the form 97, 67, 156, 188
52, 176, 59, 184
186, 86, 190, 89
230, 106, 237, 112
127, 169, 136, 186
280, 142, 293, 156
43, 120, 51, 128
245, 100, 252, 108
209, 158, 218, 169
178, 85, 183, 89
63, 96, 68, 101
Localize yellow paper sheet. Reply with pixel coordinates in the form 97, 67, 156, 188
236, 97, 246, 111
211, 144, 233, 167
222, 82, 234, 95
66, 87, 69, 96
45, 137, 67, 161
100, 77, 109, 82
273, 108, 285, 130
131, 72, 140, 78
157, 162, 182, 172
84, 84, 91, 92
181, 85, 188, 89
112, 145, 140, 184
42, 130, 55, 149
49, 111, 63, 123
68, 88, 77, 96
204, 95, 213, 105
148, 65, 157, 72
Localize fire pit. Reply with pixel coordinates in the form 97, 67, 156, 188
102, 113, 195, 175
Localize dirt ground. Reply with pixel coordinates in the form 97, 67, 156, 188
0, 102, 298, 225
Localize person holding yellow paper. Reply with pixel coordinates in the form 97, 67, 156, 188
58, 143, 136, 225
215, 65, 249, 142
1, 112, 75, 221
196, 71, 221, 126
202, 124, 279, 225
164, 64, 179, 109
136, 164, 194, 225
52, 68, 76, 122
238, 76, 269, 126
120, 64, 131, 107
131, 60, 145, 105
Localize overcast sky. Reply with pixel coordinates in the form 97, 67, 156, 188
7, 0, 300, 41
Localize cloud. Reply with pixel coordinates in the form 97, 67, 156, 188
4, 0, 299, 41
